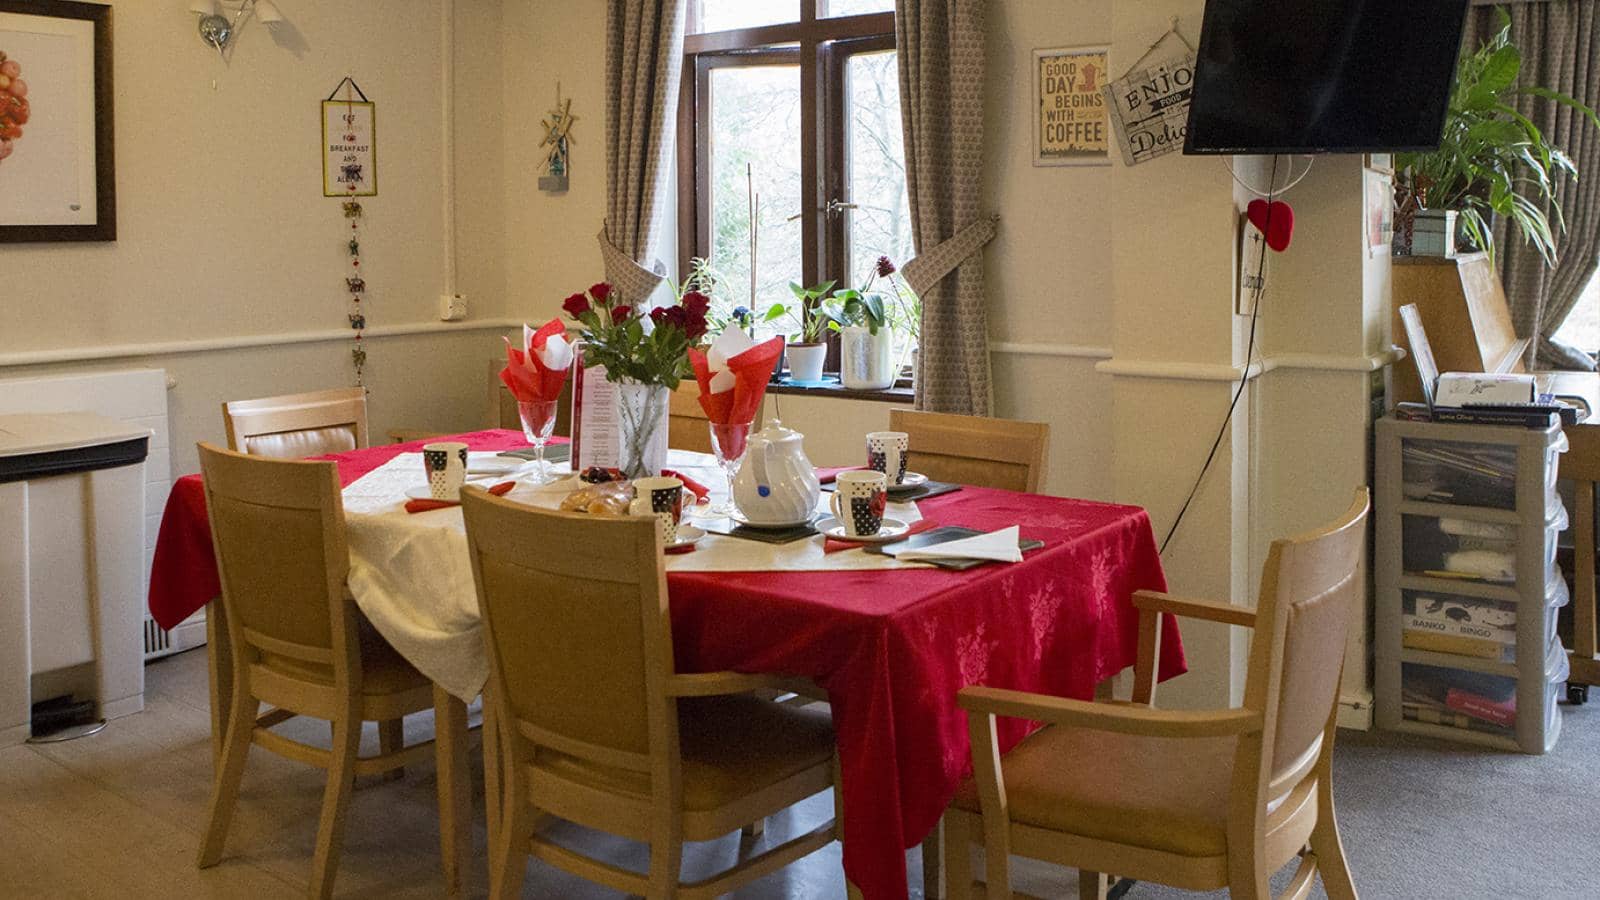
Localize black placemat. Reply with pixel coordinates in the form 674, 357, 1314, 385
697, 515, 820, 544
864, 525, 1044, 570
821, 479, 962, 502
497, 445, 571, 463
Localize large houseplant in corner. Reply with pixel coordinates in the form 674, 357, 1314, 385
1395, 10, 1599, 266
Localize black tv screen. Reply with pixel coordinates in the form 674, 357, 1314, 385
1184, 0, 1470, 155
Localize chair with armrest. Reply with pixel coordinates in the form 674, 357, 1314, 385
944, 488, 1369, 900
888, 409, 1049, 493
460, 488, 839, 899
194, 443, 455, 900
222, 387, 369, 459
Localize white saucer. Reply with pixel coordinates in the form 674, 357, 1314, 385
729, 510, 817, 529
665, 524, 705, 550
405, 485, 460, 502
820, 516, 911, 543
888, 472, 929, 490
467, 458, 526, 476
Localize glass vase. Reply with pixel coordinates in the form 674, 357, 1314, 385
616, 380, 670, 479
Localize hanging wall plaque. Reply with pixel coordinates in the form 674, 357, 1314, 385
1033, 45, 1110, 167
322, 77, 376, 197
1104, 25, 1196, 167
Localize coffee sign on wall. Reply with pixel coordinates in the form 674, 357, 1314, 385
1033, 46, 1111, 166
1105, 52, 1196, 167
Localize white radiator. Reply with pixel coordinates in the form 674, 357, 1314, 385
0, 369, 199, 659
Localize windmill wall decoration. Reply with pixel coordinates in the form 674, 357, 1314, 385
538, 83, 576, 193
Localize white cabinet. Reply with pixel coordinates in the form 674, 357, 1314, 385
0, 413, 151, 746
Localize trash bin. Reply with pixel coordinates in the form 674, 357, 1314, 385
0, 413, 151, 745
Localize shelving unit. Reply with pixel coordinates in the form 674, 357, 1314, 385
1375, 416, 1570, 754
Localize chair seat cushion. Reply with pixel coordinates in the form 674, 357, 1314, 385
952, 723, 1237, 858
263, 618, 431, 697
536, 694, 834, 812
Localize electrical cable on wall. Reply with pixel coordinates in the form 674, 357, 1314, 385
1159, 154, 1291, 556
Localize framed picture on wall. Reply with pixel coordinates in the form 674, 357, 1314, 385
1033, 45, 1111, 166
0, 0, 114, 243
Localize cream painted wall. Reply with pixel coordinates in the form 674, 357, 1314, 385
501, 0, 608, 317
1, 1, 509, 472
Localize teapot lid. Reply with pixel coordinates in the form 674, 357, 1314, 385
752, 418, 803, 443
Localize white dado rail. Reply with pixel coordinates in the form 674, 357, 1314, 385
0, 319, 521, 369
991, 341, 1405, 381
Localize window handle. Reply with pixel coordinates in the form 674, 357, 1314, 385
784, 199, 858, 223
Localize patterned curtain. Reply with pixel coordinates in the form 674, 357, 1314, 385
600, 0, 687, 303
1473, 2, 1600, 370
896, 0, 998, 414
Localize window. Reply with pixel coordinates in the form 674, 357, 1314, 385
1551, 262, 1600, 357
680, 0, 915, 370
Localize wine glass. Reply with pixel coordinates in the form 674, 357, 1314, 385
517, 399, 560, 484
707, 420, 752, 517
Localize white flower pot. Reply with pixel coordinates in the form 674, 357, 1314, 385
840, 326, 896, 390
787, 342, 827, 383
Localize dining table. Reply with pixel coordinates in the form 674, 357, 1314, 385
148, 429, 1186, 900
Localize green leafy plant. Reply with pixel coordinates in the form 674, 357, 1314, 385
828, 288, 887, 335
1396, 9, 1600, 266
762, 280, 838, 344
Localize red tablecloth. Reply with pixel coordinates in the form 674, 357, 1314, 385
149, 430, 1184, 900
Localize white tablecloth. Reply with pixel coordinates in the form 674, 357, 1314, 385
343, 450, 926, 700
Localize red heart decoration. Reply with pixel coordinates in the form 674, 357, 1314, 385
1247, 199, 1295, 252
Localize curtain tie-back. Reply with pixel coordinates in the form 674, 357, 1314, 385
901, 214, 1000, 297
596, 224, 667, 303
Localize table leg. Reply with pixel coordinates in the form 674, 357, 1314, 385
205, 600, 230, 768
433, 686, 472, 898
922, 817, 946, 899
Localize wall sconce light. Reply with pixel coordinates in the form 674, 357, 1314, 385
188, 0, 283, 60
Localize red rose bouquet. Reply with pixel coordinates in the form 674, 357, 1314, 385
562, 282, 710, 389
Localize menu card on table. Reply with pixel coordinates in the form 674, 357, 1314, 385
569, 355, 668, 472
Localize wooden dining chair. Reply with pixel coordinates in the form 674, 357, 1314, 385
194, 443, 452, 900
888, 409, 1049, 493
460, 488, 840, 899
944, 488, 1370, 900
222, 387, 370, 459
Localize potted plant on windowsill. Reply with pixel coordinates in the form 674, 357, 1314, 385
1394, 10, 1599, 266
762, 281, 838, 384
831, 256, 909, 391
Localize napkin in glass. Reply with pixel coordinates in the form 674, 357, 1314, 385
688, 331, 784, 455
500, 318, 572, 402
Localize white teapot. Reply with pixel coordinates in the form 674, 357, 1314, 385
732, 419, 821, 525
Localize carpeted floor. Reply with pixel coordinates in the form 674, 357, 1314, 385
2, 648, 1593, 898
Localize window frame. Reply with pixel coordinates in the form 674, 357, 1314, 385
676, 3, 898, 294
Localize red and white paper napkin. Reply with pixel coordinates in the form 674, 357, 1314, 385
499, 318, 572, 403
688, 330, 784, 457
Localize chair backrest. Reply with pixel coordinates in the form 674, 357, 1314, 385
461, 488, 674, 771
1240, 488, 1370, 800
222, 387, 369, 459
888, 409, 1050, 493
197, 442, 356, 688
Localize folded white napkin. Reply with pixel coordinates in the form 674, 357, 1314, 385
891, 525, 1023, 564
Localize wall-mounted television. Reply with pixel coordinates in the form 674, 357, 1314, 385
1184, 0, 1470, 155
